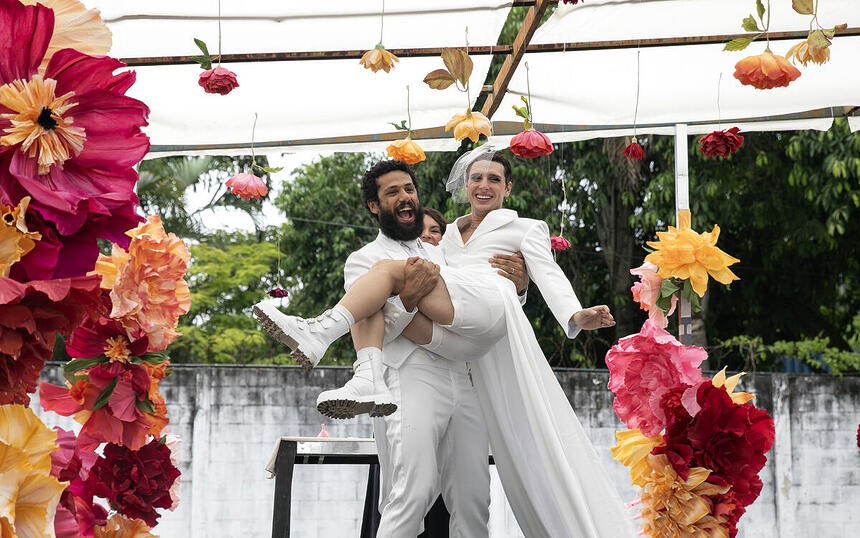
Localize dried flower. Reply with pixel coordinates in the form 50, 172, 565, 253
225, 172, 268, 200
359, 45, 399, 73
699, 127, 744, 158
786, 40, 830, 66
550, 236, 571, 251
510, 130, 553, 158
622, 140, 645, 160
386, 138, 426, 164
198, 66, 239, 95
733, 51, 801, 90
445, 110, 492, 142
94, 514, 159, 538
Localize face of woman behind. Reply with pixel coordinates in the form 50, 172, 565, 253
421, 214, 443, 245
466, 160, 511, 217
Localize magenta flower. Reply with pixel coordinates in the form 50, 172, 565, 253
604, 319, 707, 436
198, 66, 239, 95
226, 172, 267, 200
510, 130, 553, 158
550, 235, 571, 251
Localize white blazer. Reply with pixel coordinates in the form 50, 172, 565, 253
344, 231, 444, 369
441, 208, 582, 337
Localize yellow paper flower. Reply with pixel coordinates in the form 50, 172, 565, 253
611, 429, 663, 487
94, 514, 160, 538
0, 197, 41, 278
644, 209, 739, 297
786, 40, 830, 66
359, 45, 399, 73
0, 405, 65, 538
386, 137, 426, 164
445, 110, 492, 142
712, 367, 755, 405
20, 0, 112, 73
639, 453, 731, 538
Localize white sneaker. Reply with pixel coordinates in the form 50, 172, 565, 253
316, 354, 397, 419
252, 302, 347, 369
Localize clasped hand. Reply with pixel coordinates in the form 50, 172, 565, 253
400, 257, 440, 311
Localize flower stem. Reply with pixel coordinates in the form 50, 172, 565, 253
525, 61, 533, 127
217, 0, 222, 66
765, 0, 771, 49
406, 85, 413, 137
465, 26, 471, 109
250, 112, 258, 163
380, 0, 385, 45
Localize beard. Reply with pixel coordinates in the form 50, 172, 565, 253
378, 200, 425, 241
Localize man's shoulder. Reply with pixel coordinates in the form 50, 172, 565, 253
346, 235, 389, 266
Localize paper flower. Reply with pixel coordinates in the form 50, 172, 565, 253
733, 51, 801, 89
0, 196, 41, 277
550, 236, 571, 251
162, 432, 182, 510
93, 216, 191, 352
50, 427, 109, 538
622, 140, 645, 160
561, 0, 582, 4
0, 404, 67, 538
359, 45, 399, 73
86, 440, 181, 528
19, 0, 112, 73
266, 288, 289, 298
0, 274, 101, 405
630, 262, 677, 328
445, 110, 492, 142
604, 319, 706, 436
386, 138, 426, 165
699, 127, 744, 158
225, 172, 267, 200
198, 66, 239, 95
786, 40, 829, 66
510, 130, 553, 158
711, 367, 755, 406
66, 312, 149, 362
638, 453, 730, 538
610, 429, 663, 487
644, 209, 740, 297
94, 514, 159, 538
0, 1, 149, 254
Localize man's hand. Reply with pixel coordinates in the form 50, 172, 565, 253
490, 252, 529, 295
400, 257, 440, 311
573, 305, 615, 330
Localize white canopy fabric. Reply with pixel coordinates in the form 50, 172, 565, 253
489, 0, 860, 146
88, 0, 511, 157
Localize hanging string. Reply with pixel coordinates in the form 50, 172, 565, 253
406, 85, 412, 134
632, 49, 641, 140
716, 73, 723, 130
379, 0, 385, 44
525, 61, 533, 126
249, 112, 259, 165
465, 26, 471, 107
217, 0, 222, 66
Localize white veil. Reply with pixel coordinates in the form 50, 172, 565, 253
445, 143, 501, 204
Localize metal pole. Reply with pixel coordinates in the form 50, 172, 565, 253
674, 123, 692, 344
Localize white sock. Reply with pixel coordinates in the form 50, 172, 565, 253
355, 347, 382, 369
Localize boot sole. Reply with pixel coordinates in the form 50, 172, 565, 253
370, 402, 397, 417
253, 305, 315, 370
317, 399, 376, 420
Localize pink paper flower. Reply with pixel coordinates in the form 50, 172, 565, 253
198, 67, 239, 95
604, 319, 707, 436
510, 130, 553, 158
226, 172, 267, 200
51, 427, 108, 538
550, 235, 571, 251
630, 262, 677, 329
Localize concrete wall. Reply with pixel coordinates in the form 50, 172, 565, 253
31, 365, 860, 538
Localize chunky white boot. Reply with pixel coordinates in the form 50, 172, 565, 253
253, 302, 353, 370
316, 349, 397, 419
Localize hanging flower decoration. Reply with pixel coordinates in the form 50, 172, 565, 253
699, 127, 744, 158
226, 172, 267, 199
622, 138, 645, 160
510, 92, 553, 158
550, 235, 571, 251
386, 86, 426, 165
192, 26, 239, 94
733, 51, 800, 90
425, 48, 492, 142
561, 0, 582, 4
360, 45, 399, 73
267, 288, 289, 298
785, 40, 828, 66
19, 0, 112, 73
0, 404, 67, 537
644, 209, 739, 303
445, 110, 492, 143
630, 262, 677, 329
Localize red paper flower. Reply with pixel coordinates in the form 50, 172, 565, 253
267, 288, 289, 298
86, 440, 181, 528
856, 423, 859, 451
225, 172, 267, 200
699, 127, 744, 158
621, 140, 645, 160
198, 66, 239, 95
510, 130, 554, 158
562, 0, 582, 4
0, 274, 101, 405
51, 427, 108, 538
605, 320, 706, 436
550, 236, 571, 251
66, 312, 149, 361
0, 0, 149, 260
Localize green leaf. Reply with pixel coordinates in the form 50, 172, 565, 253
724, 37, 756, 51
791, 0, 814, 15
742, 15, 762, 33
659, 278, 680, 298
193, 38, 213, 71
512, 105, 529, 121
389, 120, 408, 132
756, 0, 765, 20
139, 351, 171, 364
194, 38, 210, 58
252, 164, 284, 174
681, 280, 703, 312
63, 357, 103, 375
655, 293, 674, 314
136, 399, 156, 414
92, 377, 118, 411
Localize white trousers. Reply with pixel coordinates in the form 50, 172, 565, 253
374, 353, 490, 538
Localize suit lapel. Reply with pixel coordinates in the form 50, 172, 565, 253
463, 208, 518, 245
374, 232, 407, 259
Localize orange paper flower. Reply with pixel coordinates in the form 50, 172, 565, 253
733, 51, 801, 90
712, 367, 755, 405
94, 514, 159, 538
92, 216, 191, 352
445, 110, 492, 142
611, 429, 663, 487
644, 210, 739, 297
360, 45, 399, 73
0, 197, 41, 277
20, 0, 112, 73
786, 40, 830, 66
386, 138, 426, 164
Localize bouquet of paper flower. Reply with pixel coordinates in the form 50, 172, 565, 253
605, 320, 775, 537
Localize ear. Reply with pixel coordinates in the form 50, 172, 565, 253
504, 181, 513, 197
368, 200, 380, 216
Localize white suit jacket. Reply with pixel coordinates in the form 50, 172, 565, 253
343, 231, 445, 369
441, 208, 582, 338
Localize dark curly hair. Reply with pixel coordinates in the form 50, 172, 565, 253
361, 160, 418, 219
